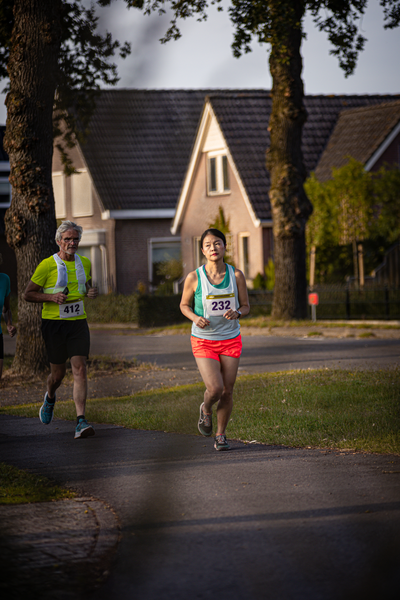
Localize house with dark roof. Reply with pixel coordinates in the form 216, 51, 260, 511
3, 90, 400, 294
50, 89, 400, 294
172, 93, 400, 284
51, 90, 218, 294
315, 100, 400, 181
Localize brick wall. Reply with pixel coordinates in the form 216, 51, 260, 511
115, 219, 176, 294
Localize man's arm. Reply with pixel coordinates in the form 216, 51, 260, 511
24, 280, 67, 306
85, 280, 98, 299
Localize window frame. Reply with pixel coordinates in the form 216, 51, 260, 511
238, 232, 250, 279
52, 171, 66, 218
206, 151, 230, 196
147, 237, 181, 291
193, 236, 206, 269
71, 168, 93, 217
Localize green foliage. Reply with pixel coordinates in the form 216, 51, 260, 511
305, 158, 375, 248
374, 164, 400, 244
0, 1, 131, 175
253, 258, 275, 290
85, 293, 139, 323
252, 272, 266, 290
305, 159, 400, 283
209, 204, 230, 236
131, 1, 400, 77
264, 257, 275, 290
208, 205, 235, 265
155, 258, 183, 295
137, 294, 186, 327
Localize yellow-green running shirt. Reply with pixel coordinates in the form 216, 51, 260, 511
31, 254, 91, 320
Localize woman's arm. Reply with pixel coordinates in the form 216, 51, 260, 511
232, 269, 250, 318
180, 271, 210, 329
2, 294, 17, 337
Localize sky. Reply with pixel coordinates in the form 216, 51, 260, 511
0, 0, 399, 125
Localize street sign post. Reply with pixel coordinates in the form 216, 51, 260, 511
308, 293, 319, 322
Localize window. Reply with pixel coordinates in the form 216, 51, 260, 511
0, 163, 11, 208
207, 152, 230, 195
78, 230, 109, 294
193, 236, 206, 269
238, 233, 250, 279
148, 238, 181, 289
71, 170, 93, 217
52, 172, 66, 218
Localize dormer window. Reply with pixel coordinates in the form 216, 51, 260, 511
207, 152, 230, 195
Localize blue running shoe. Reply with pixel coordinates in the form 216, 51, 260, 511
75, 418, 95, 439
39, 393, 55, 425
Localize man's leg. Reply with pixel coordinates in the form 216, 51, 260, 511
70, 355, 94, 438
39, 363, 66, 425
47, 363, 67, 399
0, 358, 3, 380
70, 355, 87, 416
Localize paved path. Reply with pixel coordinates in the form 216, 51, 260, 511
1, 416, 400, 599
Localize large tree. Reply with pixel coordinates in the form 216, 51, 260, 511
0, 0, 130, 374
132, 0, 400, 318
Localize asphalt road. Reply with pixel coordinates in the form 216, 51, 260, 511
89, 331, 400, 372
1, 416, 400, 599
4, 329, 400, 373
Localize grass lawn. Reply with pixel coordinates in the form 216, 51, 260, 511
0, 463, 75, 505
1, 368, 399, 455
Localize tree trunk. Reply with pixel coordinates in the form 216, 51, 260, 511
267, 1, 312, 319
309, 244, 316, 289
4, 0, 62, 374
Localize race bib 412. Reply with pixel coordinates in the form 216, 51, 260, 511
59, 300, 84, 319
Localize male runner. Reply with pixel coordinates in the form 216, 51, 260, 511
24, 220, 98, 438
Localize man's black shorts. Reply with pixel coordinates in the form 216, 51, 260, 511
41, 319, 90, 364
0, 333, 3, 360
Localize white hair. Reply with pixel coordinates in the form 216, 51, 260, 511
55, 220, 83, 244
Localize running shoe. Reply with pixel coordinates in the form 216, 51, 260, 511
198, 402, 212, 436
39, 393, 56, 425
214, 434, 230, 451
74, 418, 95, 439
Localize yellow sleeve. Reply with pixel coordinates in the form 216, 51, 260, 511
31, 258, 51, 288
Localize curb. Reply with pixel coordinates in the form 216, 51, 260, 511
0, 496, 120, 596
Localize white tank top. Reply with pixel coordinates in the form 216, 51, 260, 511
191, 264, 240, 341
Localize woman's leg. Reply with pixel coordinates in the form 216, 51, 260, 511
194, 357, 224, 414
217, 355, 240, 434
195, 354, 240, 435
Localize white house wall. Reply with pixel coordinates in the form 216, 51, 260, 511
203, 114, 226, 152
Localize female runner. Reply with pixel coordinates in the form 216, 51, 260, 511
180, 228, 250, 450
